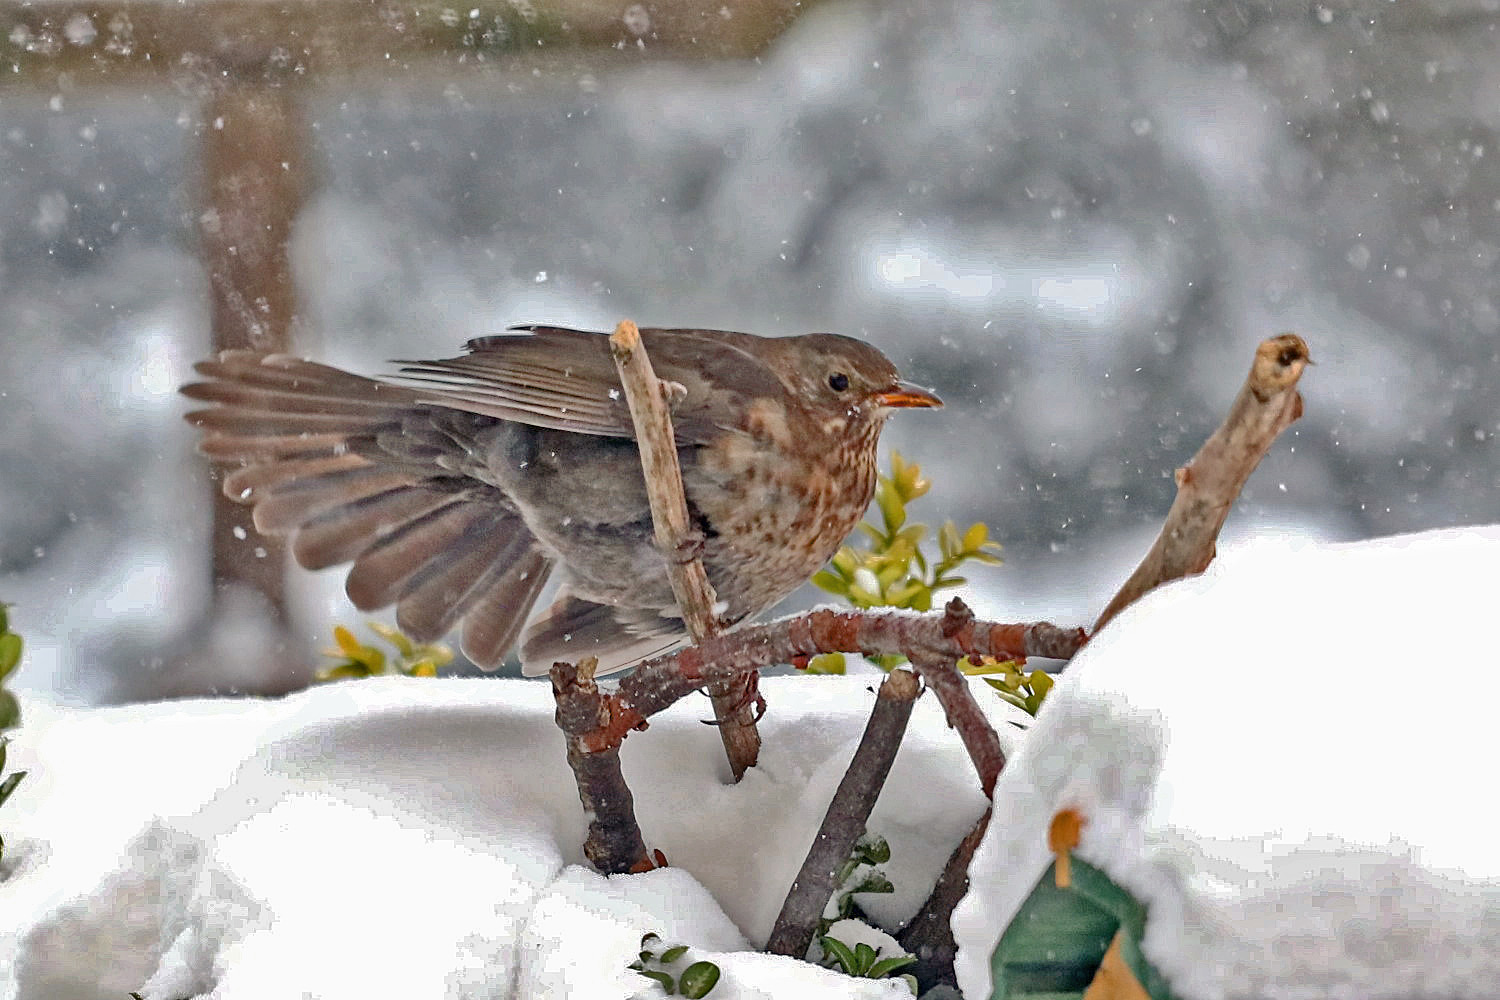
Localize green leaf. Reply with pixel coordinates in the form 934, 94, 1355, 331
805, 653, 846, 675
853, 942, 878, 973
638, 969, 675, 992
819, 936, 858, 974
876, 486, 906, 534
811, 571, 849, 597
0, 632, 21, 679
867, 954, 918, 978
368, 621, 414, 658
660, 945, 689, 964
938, 520, 961, 559
899, 973, 919, 995
0, 690, 19, 730
0, 769, 26, 809
962, 522, 989, 552
678, 961, 720, 998
851, 872, 894, 896
332, 625, 363, 656
641, 932, 662, 948
0, 737, 6, 773
854, 834, 890, 865
0, 602, 9, 634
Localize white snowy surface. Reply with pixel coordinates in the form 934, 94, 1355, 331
0, 673, 1009, 1000
953, 525, 1500, 999
7, 527, 1500, 999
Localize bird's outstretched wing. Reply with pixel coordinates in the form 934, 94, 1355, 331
183, 350, 552, 668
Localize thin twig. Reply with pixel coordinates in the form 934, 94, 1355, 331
551, 657, 651, 874
764, 668, 922, 958
1095, 333, 1312, 632
609, 320, 761, 780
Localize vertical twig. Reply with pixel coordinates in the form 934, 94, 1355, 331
551, 657, 650, 874
609, 320, 761, 780
764, 668, 921, 958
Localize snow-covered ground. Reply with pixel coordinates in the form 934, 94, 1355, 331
3, 525, 1498, 998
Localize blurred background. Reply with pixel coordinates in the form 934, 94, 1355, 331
1, 0, 1496, 703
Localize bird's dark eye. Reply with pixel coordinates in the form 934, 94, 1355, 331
828, 372, 850, 392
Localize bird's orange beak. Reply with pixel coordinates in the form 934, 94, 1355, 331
875, 380, 943, 409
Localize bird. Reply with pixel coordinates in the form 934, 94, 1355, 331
182, 325, 941, 675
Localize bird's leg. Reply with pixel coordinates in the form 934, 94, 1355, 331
701, 670, 765, 725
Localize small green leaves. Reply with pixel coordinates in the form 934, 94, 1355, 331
813, 452, 1001, 618
819, 934, 917, 993
820, 834, 897, 937
677, 962, 721, 998
961, 656, 1055, 717
0, 603, 22, 730
629, 932, 720, 997
317, 622, 454, 681
0, 633, 20, 682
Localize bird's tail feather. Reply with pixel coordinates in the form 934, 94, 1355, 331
520, 589, 687, 677
183, 351, 552, 669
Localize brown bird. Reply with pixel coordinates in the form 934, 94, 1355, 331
182, 326, 941, 674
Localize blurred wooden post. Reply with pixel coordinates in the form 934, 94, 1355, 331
200, 83, 305, 621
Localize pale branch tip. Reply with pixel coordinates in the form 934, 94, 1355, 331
1093, 333, 1311, 633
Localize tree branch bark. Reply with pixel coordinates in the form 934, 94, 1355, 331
1094, 334, 1312, 633
896, 808, 990, 993
764, 667, 921, 958
551, 657, 650, 874
561, 609, 1085, 753
609, 320, 761, 780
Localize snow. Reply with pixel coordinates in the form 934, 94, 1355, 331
0, 674, 1006, 999
7, 526, 1500, 998
953, 525, 1500, 999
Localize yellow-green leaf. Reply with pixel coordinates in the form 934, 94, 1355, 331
962, 522, 989, 552
333, 625, 362, 657
812, 570, 850, 596
832, 548, 858, 576
408, 660, 438, 677
806, 653, 846, 675
0, 632, 21, 679
938, 521, 961, 559
877, 487, 906, 534
368, 621, 414, 658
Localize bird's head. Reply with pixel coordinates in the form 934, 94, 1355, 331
773, 333, 942, 431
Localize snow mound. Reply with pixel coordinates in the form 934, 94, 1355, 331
0, 674, 1009, 999
954, 525, 1500, 999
